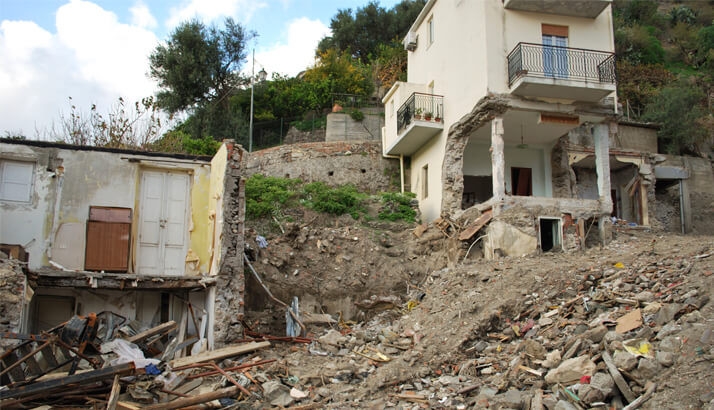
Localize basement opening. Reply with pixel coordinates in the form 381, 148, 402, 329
539, 217, 562, 252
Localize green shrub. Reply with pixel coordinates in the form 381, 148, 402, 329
350, 109, 365, 122
302, 182, 365, 218
378, 192, 417, 222
245, 174, 301, 218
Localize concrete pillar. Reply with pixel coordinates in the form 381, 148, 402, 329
594, 123, 613, 244
491, 117, 505, 202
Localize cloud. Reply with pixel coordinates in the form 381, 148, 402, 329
130, 2, 158, 29
256, 17, 330, 77
0, 0, 160, 137
166, 0, 268, 28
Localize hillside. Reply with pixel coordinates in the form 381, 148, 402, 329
242, 208, 714, 409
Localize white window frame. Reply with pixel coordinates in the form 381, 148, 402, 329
0, 159, 35, 203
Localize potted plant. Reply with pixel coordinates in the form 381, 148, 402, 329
423, 111, 433, 121
434, 114, 442, 122
332, 100, 344, 113
414, 107, 423, 120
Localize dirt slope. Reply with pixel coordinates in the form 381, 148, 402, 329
244, 213, 713, 409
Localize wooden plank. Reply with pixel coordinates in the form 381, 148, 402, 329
170, 341, 271, 369
0, 363, 135, 400
142, 385, 242, 410
458, 210, 493, 241
116, 401, 142, 410
125, 321, 177, 344
106, 375, 121, 410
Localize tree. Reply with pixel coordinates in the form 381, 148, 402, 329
643, 80, 710, 155
149, 18, 254, 114
318, 0, 426, 63
49, 96, 166, 149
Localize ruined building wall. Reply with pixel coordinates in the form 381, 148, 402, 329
246, 141, 400, 194
0, 256, 26, 349
213, 142, 247, 345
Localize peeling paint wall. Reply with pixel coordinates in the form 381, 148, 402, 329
0, 141, 214, 275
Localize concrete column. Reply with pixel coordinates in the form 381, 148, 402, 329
594, 123, 613, 244
491, 117, 505, 201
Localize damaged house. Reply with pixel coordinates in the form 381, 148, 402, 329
381, 0, 707, 257
0, 138, 248, 348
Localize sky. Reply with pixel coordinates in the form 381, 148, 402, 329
0, 0, 403, 138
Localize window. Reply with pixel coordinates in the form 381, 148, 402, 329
421, 164, 429, 199
428, 17, 435, 45
542, 24, 569, 78
0, 160, 34, 202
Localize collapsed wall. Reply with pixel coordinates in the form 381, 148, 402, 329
0, 255, 26, 350
213, 142, 247, 345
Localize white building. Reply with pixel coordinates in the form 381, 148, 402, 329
382, 0, 619, 256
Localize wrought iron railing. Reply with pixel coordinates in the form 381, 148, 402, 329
397, 92, 444, 133
507, 42, 616, 86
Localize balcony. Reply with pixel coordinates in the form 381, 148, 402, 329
507, 42, 616, 103
386, 93, 444, 156
504, 0, 611, 19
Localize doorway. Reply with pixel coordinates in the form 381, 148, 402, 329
539, 218, 562, 252
511, 167, 533, 196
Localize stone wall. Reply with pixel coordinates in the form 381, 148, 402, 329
213, 142, 247, 345
0, 256, 26, 350
246, 141, 400, 194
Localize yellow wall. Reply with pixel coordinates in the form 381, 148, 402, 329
208, 144, 228, 276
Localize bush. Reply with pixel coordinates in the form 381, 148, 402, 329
302, 182, 366, 218
350, 109, 365, 122
378, 192, 417, 222
245, 174, 301, 218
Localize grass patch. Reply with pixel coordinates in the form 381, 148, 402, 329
378, 192, 417, 222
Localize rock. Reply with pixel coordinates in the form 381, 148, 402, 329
545, 355, 597, 385
590, 372, 615, 398
655, 303, 683, 326
579, 384, 606, 405
658, 336, 682, 352
656, 322, 683, 340
501, 389, 523, 408
542, 350, 562, 369
319, 329, 348, 348
581, 324, 608, 343
554, 399, 580, 410
656, 351, 675, 367
263, 380, 294, 407
612, 350, 638, 371
635, 291, 655, 302
634, 357, 661, 381
642, 302, 662, 315
603, 331, 623, 344
521, 339, 547, 360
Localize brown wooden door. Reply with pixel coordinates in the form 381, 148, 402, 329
84, 207, 131, 272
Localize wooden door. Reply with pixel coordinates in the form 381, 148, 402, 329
137, 171, 189, 276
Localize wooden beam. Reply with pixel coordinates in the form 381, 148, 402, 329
170, 341, 270, 369
0, 363, 135, 401
126, 321, 177, 343
142, 385, 242, 410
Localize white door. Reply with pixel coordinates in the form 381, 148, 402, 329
138, 170, 189, 276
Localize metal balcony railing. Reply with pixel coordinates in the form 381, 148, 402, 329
397, 92, 444, 133
507, 42, 616, 86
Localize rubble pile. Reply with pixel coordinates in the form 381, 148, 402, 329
251, 230, 713, 409
1, 226, 711, 409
